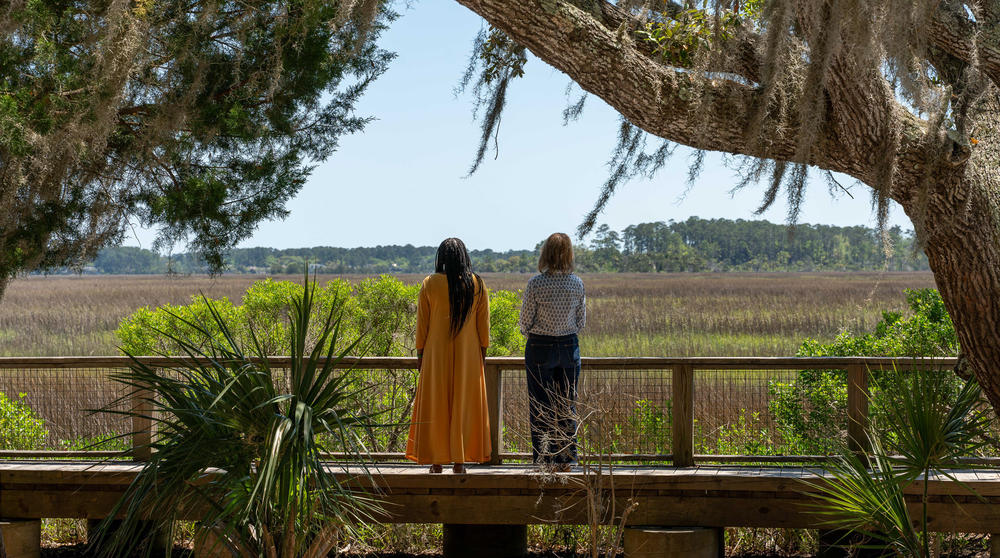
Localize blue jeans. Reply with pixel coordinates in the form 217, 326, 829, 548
524, 334, 580, 464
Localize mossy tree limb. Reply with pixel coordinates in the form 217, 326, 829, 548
453, 0, 1000, 415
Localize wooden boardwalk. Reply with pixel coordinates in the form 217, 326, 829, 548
3, 461, 1000, 532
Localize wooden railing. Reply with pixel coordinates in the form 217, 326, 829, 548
0, 355, 968, 465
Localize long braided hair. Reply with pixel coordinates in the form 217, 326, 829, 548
435, 238, 481, 337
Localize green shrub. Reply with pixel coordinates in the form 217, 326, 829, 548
239, 278, 302, 354
770, 288, 960, 454
487, 288, 525, 356
353, 275, 419, 356
117, 276, 523, 358
116, 296, 241, 355
0, 391, 48, 449
768, 371, 848, 454
60, 431, 129, 453
711, 410, 774, 456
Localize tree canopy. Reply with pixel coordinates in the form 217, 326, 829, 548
0, 0, 393, 296
84, 217, 929, 274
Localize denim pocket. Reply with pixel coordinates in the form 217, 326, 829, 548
555, 343, 580, 370
525, 342, 553, 367
524, 343, 564, 368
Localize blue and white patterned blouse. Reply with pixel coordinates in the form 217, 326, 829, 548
519, 272, 586, 337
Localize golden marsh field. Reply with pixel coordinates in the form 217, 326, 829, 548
0, 271, 935, 357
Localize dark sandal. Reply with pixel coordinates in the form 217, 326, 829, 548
429, 464, 443, 474
452, 463, 467, 474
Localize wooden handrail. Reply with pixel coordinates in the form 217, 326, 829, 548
0, 355, 959, 369
0, 356, 962, 465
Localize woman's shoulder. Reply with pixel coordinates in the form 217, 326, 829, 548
422, 273, 445, 288
531, 271, 581, 284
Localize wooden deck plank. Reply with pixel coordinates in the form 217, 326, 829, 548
4, 462, 1000, 493
4, 461, 1000, 531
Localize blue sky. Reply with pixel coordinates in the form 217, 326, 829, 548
126, 1, 913, 252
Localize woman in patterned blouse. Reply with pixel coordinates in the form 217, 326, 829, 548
519, 233, 586, 471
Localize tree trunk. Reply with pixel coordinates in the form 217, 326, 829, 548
920, 187, 1000, 412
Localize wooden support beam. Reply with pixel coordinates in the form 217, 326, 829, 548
624, 526, 721, 558
0, 520, 40, 558
847, 364, 870, 456
6, 464, 1000, 532
672, 364, 694, 467
131, 387, 154, 462
485, 364, 503, 465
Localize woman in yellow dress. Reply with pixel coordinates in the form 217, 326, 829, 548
405, 238, 491, 473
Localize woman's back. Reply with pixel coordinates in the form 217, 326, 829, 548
519, 272, 586, 337
418, 273, 489, 350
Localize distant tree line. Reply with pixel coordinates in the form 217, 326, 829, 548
80, 217, 929, 275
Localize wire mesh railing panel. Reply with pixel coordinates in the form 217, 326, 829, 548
4, 357, 991, 464
863, 365, 1000, 460
498, 368, 528, 455
694, 368, 823, 456
500, 367, 673, 459
148, 366, 420, 457
0, 366, 131, 450
341, 368, 418, 456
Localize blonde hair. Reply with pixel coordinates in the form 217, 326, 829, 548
538, 233, 574, 273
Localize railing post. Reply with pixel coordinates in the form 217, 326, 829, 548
484, 363, 503, 465
131, 387, 153, 462
672, 364, 694, 467
847, 364, 870, 456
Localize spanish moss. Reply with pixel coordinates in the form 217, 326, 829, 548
462, 0, 997, 253
456, 26, 527, 176
579, 119, 675, 238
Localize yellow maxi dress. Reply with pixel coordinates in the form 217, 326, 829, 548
405, 273, 491, 464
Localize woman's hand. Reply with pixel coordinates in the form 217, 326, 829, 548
416, 351, 423, 372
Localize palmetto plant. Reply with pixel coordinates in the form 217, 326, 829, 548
92, 272, 381, 558
808, 371, 991, 558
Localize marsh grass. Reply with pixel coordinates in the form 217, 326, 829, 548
0, 272, 934, 357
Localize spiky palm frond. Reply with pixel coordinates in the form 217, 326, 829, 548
91, 272, 380, 558
806, 372, 989, 558
877, 372, 991, 479
805, 436, 922, 557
